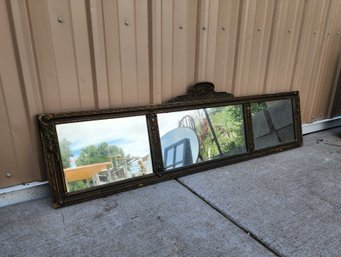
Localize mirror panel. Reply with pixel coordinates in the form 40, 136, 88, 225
157, 105, 246, 171
56, 116, 152, 192
251, 99, 295, 150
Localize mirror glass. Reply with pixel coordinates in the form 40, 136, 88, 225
56, 116, 152, 192
251, 99, 295, 150
157, 105, 246, 171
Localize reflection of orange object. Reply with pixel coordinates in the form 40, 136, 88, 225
64, 162, 111, 183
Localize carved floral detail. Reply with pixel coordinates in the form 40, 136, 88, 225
168, 82, 234, 103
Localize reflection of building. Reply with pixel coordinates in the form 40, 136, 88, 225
99, 154, 150, 182
127, 155, 148, 176
164, 138, 193, 170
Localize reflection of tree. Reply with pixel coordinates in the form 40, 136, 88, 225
194, 106, 245, 160
76, 142, 125, 166
251, 102, 267, 114
209, 106, 244, 155
59, 138, 72, 168
194, 111, 213, 159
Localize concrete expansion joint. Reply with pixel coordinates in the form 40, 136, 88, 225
174, 178, 284, 257
60, 209, 66, 226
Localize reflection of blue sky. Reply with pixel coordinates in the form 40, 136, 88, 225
56, 116, 150, 158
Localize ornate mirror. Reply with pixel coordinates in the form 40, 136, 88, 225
38, 82, 302, 207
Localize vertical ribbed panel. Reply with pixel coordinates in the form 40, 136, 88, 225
0, 0, 40, 187
265, 0, 305, 93
234, 0, 276, 96
311, 0, 341, 120
1, 0, 341, 187
213, 0, 241, 93
153, 0, 197, 103
291, 0, 332, 122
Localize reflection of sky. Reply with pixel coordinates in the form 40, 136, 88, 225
157, 109, 205, 137
56, 116, 150, 158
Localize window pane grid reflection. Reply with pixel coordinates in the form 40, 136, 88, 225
251, 99, 295, 150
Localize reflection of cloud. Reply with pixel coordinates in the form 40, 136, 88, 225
56, 116, 150, 157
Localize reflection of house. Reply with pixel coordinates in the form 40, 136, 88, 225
98, 155, 150, 185
164, 138, 193, 170
111, 155, 148, 174
127, 155, 148, 176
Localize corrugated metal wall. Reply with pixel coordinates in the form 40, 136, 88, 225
1, 0, 341, 188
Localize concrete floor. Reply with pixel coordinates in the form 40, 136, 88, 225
1, 128, 340, 257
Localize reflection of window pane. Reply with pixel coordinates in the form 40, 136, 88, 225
166, 148, 174, 167
251, 99, 295, 150
175, 163, 182, 168
175, 144, 184, 162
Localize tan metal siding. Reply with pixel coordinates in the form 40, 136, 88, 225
312, 0, 341, 120
0, 0, 41, 187
234, 0, 276, 95
152, 0, 198, 103
264, 0, 305, 93
1, 0, 341, 187
213, 0, 241, 93
291, 0, 332, 122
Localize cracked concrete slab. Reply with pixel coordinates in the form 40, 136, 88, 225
179, 127, 341, 257
0, 180, 275, 257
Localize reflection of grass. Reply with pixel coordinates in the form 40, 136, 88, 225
195, 106, 245, 160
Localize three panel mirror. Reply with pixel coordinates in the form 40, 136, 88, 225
38, 83, 302, 207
